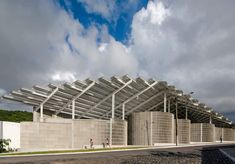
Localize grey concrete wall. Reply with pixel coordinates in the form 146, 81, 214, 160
21, 122, 72, 149
112, 119, 127, 145
174, 119, 191, 144
20, 118, 127, 150
215, 127, 223, 141
223, 128, 234, 141
128, 111, 174, 145
128, 112, 151, 145
151, 112, 174, 144
191, 123, 215, 142
191, 123, 201, 142
73, 119, 110, 148
202, 123, 215, 142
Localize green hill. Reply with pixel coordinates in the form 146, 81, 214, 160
0, 109, 32, 122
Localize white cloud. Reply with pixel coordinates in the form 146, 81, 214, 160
51, 71, 76, 82
0, 0, 235, 121
80, 0, 115, 20
130, 0, 235, 117
136, 1, 170, 25
0, 88, 6, 96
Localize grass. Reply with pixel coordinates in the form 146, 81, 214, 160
0, 146, 145, 156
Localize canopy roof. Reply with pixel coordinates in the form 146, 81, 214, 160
2, 75, 232, 127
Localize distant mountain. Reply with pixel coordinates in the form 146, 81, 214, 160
0, 109, 32, 122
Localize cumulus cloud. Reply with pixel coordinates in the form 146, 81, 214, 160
130, 0, 235, 118
0, 0, 235, 121
0, 0, 138, 91
80, 0, 115, 20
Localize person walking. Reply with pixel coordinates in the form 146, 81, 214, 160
220, 136, 223, 143
90, 138, 94, 149
106, 138, 110, 148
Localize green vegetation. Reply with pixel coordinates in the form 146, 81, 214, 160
0, 109, 32, 122
0, 147, 145, 156
0, 139, 12, 153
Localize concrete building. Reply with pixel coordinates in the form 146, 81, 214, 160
1, 76, 234, 150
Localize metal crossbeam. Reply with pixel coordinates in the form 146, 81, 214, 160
78, 79, 132, 118
125, 90, 166, 116
35, 87, 59, 112
99, 81, 158, 119
55, 81, 95, 115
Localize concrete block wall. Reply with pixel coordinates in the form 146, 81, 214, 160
174, 119, 191, 144
191, 123, 215, 142
73, 119, 110, 148
202, 123, 215, 142
151, 112, 174, 144
215, 127, 223, 141
112, 119, 127, 145
223, 128, 234, 141
128, 112, 151, 145
20, 122, 72, 150
191, 123, 201, 142
20, 118, 127, 150
128, 111, 174, 145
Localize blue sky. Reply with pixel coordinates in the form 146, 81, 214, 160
0, 0, 235, 122
57, 0, 148, 43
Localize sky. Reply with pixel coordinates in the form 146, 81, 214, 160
0, 0, 235, 122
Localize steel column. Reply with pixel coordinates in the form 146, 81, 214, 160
164, 92, 167, 112
111, 94, 115, 119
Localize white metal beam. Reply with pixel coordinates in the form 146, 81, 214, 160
164, 92, 167, 112
72, 100, 75, 119
122, 103, 125, 120
55, 81, 95, 115
78, 80, 132, 118
146, 101, 163, 111
125, 90, 165, 116
111, 94, 115, 119
35, 87, 59, 112
100, 81, 158, 119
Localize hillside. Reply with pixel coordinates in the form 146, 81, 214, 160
0, 109, 32, 122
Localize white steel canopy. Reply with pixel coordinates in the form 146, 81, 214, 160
2, 75, 232, 127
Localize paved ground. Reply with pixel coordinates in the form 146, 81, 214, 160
0, 144, 234, 164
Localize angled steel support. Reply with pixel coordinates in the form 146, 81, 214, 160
122, 103, 125, 120
72, 100, 75, 119
55, 81, 95, 115
111, 94, 115, 119
36, 87, 59, 112
164, 92, 167, 112
100, 81, 158, 119
146, 101, 163, 111
79, 80, 132, 119
125, 90, 165, 116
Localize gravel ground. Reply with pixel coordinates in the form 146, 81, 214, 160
1, 144, 234, 164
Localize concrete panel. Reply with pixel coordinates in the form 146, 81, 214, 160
20, 118, 127, 150
215, 127, 223, 141
191, 123, 215, 142
128, 112, 174, 145
175, 119, 191, 144
73, 119, 110, 148
223, 128, 234, 141
112, 119, 127, 145
152, 112, 174, 144
202, 123, 215, 142
128, 112, 151, 145
20, 122, 72, 150
0, 121, 20, 149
